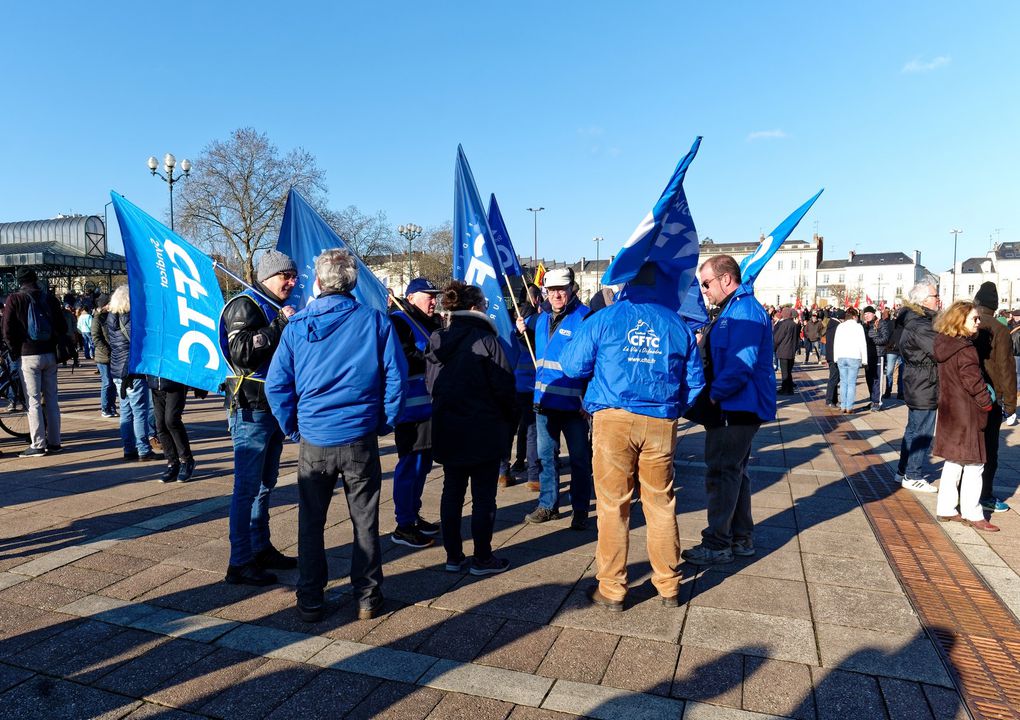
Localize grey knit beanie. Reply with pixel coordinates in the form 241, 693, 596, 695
257, 250, 297, 283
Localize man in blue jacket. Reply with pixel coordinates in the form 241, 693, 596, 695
516, 267, 593, 528
266, 248, 407, 623
682, 255, 776, 566
561, 263, 704, 610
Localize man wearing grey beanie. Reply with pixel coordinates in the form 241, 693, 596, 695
220, 249, 299, 586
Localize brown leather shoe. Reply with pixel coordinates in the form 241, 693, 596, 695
967, 519, 1000, 533
590, 588, 624, 612
498, 474, 515, 488
937, 514, 965, 523
526, 481, 540, 492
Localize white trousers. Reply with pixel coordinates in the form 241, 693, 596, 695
936, 461, 984, 521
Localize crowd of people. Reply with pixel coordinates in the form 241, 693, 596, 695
1, 252, 1015, 622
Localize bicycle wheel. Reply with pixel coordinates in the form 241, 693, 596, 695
0, 372, 30, 440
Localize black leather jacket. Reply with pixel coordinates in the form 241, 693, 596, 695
221, 286, 289, 412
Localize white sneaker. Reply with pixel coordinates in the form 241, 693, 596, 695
1006, 413, 1017, 427
901, 477, 937, 493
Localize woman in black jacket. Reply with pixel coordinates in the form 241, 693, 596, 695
146, 376, 197, 482
426, 281, 516, 577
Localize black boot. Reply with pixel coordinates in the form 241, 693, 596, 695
177, 458, 195, 483
160, 462, 181, 483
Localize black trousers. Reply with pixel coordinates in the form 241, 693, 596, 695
151, 387, 191, 463
778, 358, 794, 393
296, 436, 383, 607
981, 409, 1002, 502
440, 460, 500, 563
826, 363, 840, 405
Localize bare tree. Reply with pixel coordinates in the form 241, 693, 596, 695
176, 128, 327, 284
416, 222, 453, 285
320, 205, 396, 259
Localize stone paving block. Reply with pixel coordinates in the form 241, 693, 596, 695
343, 679, 445, 720
551, 588, 686, 643
415, 609, 506, 662
670, 645, 742, 707
196, 656, 319, 719
93, 637, 216, 697
112, 539, 186, 562
958, 542, 1008, 568
374, 564, 465, 606
72, 550, 154, 575
808, 583, 920, 634
57, 593, 154, 625
420, 658, 555, 707
430, 574, 574, 625
50, 627, 167, 684
215, 585, 298, 623
135, 509, 198, 530
703, 548, 806, 582
0, 578, 89, 611
0, 574, 27, 593
214, 621, 331, 662
814, 623, 952, 687
124, 703, 209, 720
542, 678, 686, 720
360, 603, 452, 652
0, 674, 141, 720
742, 656, 816, 720
36, 564, 122, 593
691, 573, 811, 620
100, 562, 190, 600
145, 646, 267, 711
752, 525, 799, 551
0, 605, 74, 658
797, 527, 886, 561
536, 627, 620, 685
475, 620, 562, 674
163, 538, 232, 573
506, 707, 575, 720
972, 565, 1020, 617
307, 638, 438, 683
801, 554, 901, 592
876, 676, 935, 720
127, 606, 238, 643
921, 683, 969, 720
682, 606, 818, 665
7, 618, 122, 671
810, 667, 887, 720
683, 701, 788, 719
264, 668, 380, 720
601, 636, 679, 697
424, 691, 514, 720
0, 661, 35, 693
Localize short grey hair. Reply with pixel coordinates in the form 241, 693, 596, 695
907, 282, 936, 305
315, 248, 358, 293
109, 284, 130, 314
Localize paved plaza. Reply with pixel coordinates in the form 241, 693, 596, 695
0, 361, 1018, 720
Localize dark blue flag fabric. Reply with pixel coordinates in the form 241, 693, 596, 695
602, 136, 704, 322
487, 194, 524, 277
740, 189, 824, 287
110, 192, 227, 394
276, 189, 389, 313
453, 146, 515, 354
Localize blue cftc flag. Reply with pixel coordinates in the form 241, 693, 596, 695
602, 137, 706, 325
487, 194, 524, 277
453, 146, 515, 354
739, 189, 824, 287
110, 192, 227, 394
276, 189, 390, 313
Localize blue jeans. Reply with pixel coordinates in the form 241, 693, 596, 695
898, 408, 937, 479
885, 353, 903, 396
536, 410, 592, 517
393, 449, 432, 527
98, 362, 117, 415
837, 358, 861, 411
115, 378, 152, 455
803, 339, 822, 363
228, 408, 285, 567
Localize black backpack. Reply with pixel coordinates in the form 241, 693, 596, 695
24, 290, 53, 342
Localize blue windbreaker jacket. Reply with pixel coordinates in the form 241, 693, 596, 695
265, 293, 407, 446
706, 283, 776, 421
559, 285, 705, 419
527, 296, 590, 411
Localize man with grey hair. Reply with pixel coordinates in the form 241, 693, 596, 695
266, 248, 407, 623
894, 281, 941, 492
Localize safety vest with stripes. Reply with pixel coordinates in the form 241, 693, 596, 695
532, 300, 589, 411
392, 310, 433, 423
217, 289, 278, 391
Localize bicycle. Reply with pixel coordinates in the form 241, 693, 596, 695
0, 344, 29, 440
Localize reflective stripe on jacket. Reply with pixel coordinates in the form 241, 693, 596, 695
391, 309, 433, 423
531, 297, 589, 411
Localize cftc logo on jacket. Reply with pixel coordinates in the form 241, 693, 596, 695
625, 320, 663, 364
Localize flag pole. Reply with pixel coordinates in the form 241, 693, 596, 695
212, 261, 283, 310
502, 270, 537, 368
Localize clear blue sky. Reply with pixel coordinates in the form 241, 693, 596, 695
3, 1, 1017, 274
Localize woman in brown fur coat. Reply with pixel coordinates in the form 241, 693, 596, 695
932, 301, 999, 532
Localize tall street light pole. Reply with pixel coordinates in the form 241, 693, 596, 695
593, 236, 603, 291
950, 228, 963, 302
527, 207, 544, 268
147, 153, 191, 230
398, 223, 422, 283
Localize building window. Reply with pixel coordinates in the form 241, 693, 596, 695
897, 272, 903, 280
838, 274, 844, 283
968, 285, 975, 296
777, 260, 783, 270
896, 286, 903, 296
858, 273, 864, 282
822, 274, 829, 284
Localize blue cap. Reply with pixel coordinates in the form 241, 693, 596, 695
405, 277, 440, 296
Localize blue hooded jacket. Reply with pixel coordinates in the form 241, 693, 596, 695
559, 284, 705, 420
705, 283, 776, 421
265, 293, 407, 446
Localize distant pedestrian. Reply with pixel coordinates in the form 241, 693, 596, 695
106, 285, 157, 462
862, 305, 889, 411
833, 308, 867, 413
896, 283, 941, 493
91, 293, 118, 418
803, 312, 823, 363
772, 307, 799, 395
147, 375, 197, 483
823, 310, 842, 407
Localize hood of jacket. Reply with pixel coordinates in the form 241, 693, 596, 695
429, 311, 495, 364
294, 292, 359, 343
934, 333, 974, 363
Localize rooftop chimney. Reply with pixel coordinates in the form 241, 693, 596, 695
849, 250, 856, 262
913, 250, 920, 266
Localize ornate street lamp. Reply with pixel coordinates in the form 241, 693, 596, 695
398, 223, 423, 282
147, 153, 191, 230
